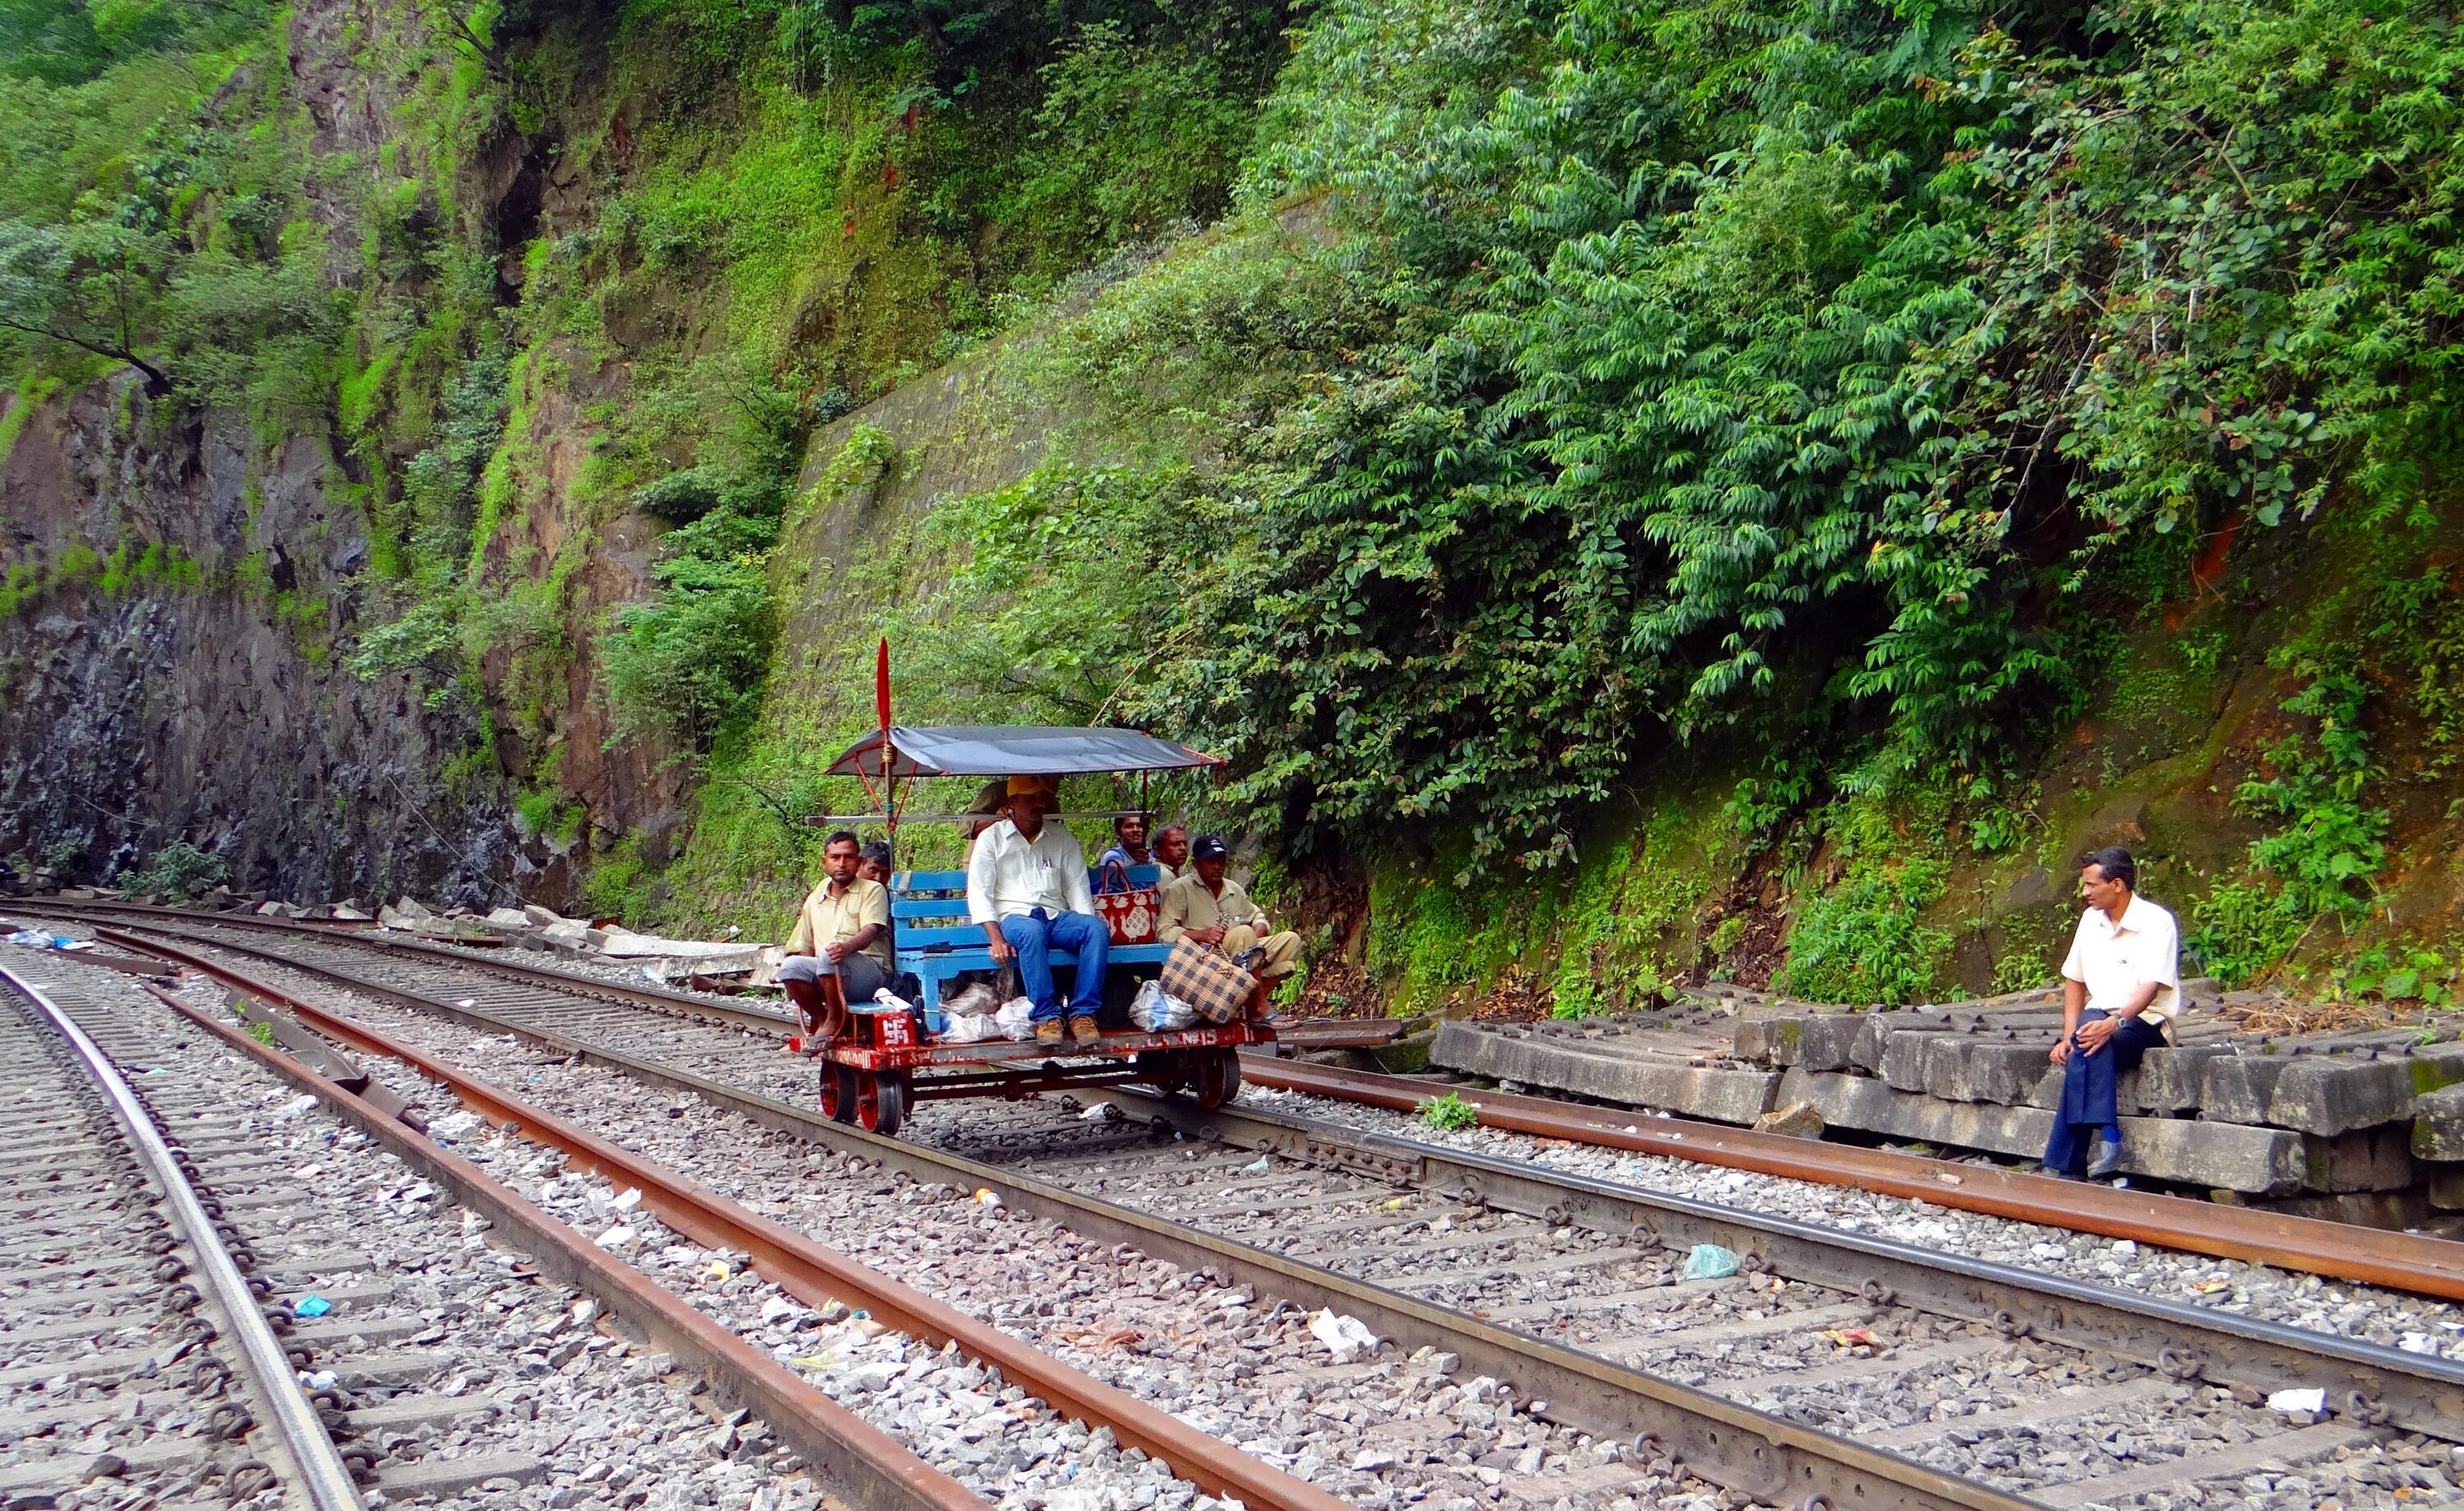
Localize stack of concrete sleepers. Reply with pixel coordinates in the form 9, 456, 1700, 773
1429, 987, 2464, 1207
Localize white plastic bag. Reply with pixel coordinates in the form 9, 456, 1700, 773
995, 997, 1038, 1041
940, 1013, 999, 1045
1308, 1309, 1381, 1362
872, 986, 917, 1014
1129, 979, 1199, 1031
943, 981, 1000, 1017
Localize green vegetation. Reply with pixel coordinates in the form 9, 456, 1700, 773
122, 839, 226, 901
1417, 1091, 1479, 1132
7, 0, 2464, 1012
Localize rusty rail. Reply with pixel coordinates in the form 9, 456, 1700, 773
126, 955, 1354, 1511
1239, 1056, 2464, 1300
103, 923, 2039, 1511
144, 985, 991, 1511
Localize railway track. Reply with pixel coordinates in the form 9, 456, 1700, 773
0, 948, 1331, 1511
34, 911, 2464, 1510
0, 962, 368, 1510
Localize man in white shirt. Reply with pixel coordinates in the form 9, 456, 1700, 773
966, 775, 1109, 1046
2043, 846, 2181, 1180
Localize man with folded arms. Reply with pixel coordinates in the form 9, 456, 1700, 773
967, 775, 1109, 1046
777, 830, 892, 1048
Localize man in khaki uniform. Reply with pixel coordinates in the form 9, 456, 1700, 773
1156, 835, 1302, 982
778, 830, 893, 1045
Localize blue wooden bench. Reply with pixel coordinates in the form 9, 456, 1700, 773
890, 865, 1172, 1012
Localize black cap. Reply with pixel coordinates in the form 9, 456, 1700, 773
1193, 834, 1231, 861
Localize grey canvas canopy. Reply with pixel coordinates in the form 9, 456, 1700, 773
823, 725, 1223, 782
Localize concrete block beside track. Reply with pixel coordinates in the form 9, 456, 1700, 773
2265, 1054, 2420, 1137
1428, 1022, 1781, 1124
2412, 1083, 2464, 1161
1770, 1069, 2309, 1192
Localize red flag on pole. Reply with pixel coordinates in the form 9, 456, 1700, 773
876, 637, 892, 735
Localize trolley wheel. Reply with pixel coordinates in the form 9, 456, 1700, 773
1133, 1049, 1191, 1092
819, 1063, 857, 1123
1189, 1047, 1241, 1110
856, 1071, 908, 1137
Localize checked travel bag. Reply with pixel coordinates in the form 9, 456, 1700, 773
1160, 938, 1255, 1025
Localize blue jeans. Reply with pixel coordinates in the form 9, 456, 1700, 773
2043, 1010, 2167, 1175
1000, 909, 1109, 1022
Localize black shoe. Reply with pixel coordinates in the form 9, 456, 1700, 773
2086, 1138, 2125, 1180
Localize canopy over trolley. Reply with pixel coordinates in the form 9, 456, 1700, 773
824, 725, 1223, 780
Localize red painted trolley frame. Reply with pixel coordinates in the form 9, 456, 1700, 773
807, 1009, 1271, 1135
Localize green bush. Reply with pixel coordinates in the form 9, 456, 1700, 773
122, 840, 227, 901
635, 469, 725, 523
600, 547, 777, 752
1774, 860, 1951, 1006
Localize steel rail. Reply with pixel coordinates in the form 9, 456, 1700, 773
1239, 1057, 2464, 1297
33, 901, 1394, 1051
85, 913, 2464, 1435
72, 907, 2464, 1292
0, 962, 368, 1511
1080, 1080, 2464, 1440
136, 986, 994, 1511
122, 953, 1359, 1511
98, 922, 2047, 1511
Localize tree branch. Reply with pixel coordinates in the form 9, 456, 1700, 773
0, 314, 172, 395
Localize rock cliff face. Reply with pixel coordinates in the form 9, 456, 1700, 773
0, 379, 531, 904
0, 0, 695, 908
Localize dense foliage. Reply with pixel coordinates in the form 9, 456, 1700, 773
1101, 0, 2464, 872
7, 0, 2461, 996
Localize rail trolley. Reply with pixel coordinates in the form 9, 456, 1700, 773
798, 716, 1273, 1137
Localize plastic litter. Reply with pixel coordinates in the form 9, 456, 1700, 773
940, 1013, 1000, 1045
2268, 1387, 2327, 1414
1681, 1243, 1742, 1279
594, 1224, 637, 1250
5, 930, 93, 951
943, 982, 1000, 1017
1308, 1309, 1381, 1362
1129, 979, 1200, 1031
292, 1295, 333, 1319
872, 986, 917, 1014
995, 998, 1038, 1041
1239, 1155, 1271, 1174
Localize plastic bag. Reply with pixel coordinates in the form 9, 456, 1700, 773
995, 997, 1038, 1041
1308, 1309, 1381, 1362
943, 982, 1000, 1017
872, 986, 917, 1015
940, 1013, 999, 1045
1129, 979, 1199, 1032
1681, 1243, 1742, 1279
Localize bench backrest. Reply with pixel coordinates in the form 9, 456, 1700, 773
888, 865, 1163, 953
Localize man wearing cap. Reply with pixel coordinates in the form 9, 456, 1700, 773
966, 776, 1109, 1045
1157, 835, 1303, 983
777, 830, 894, 1049
2043, 846, 2181, 1181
